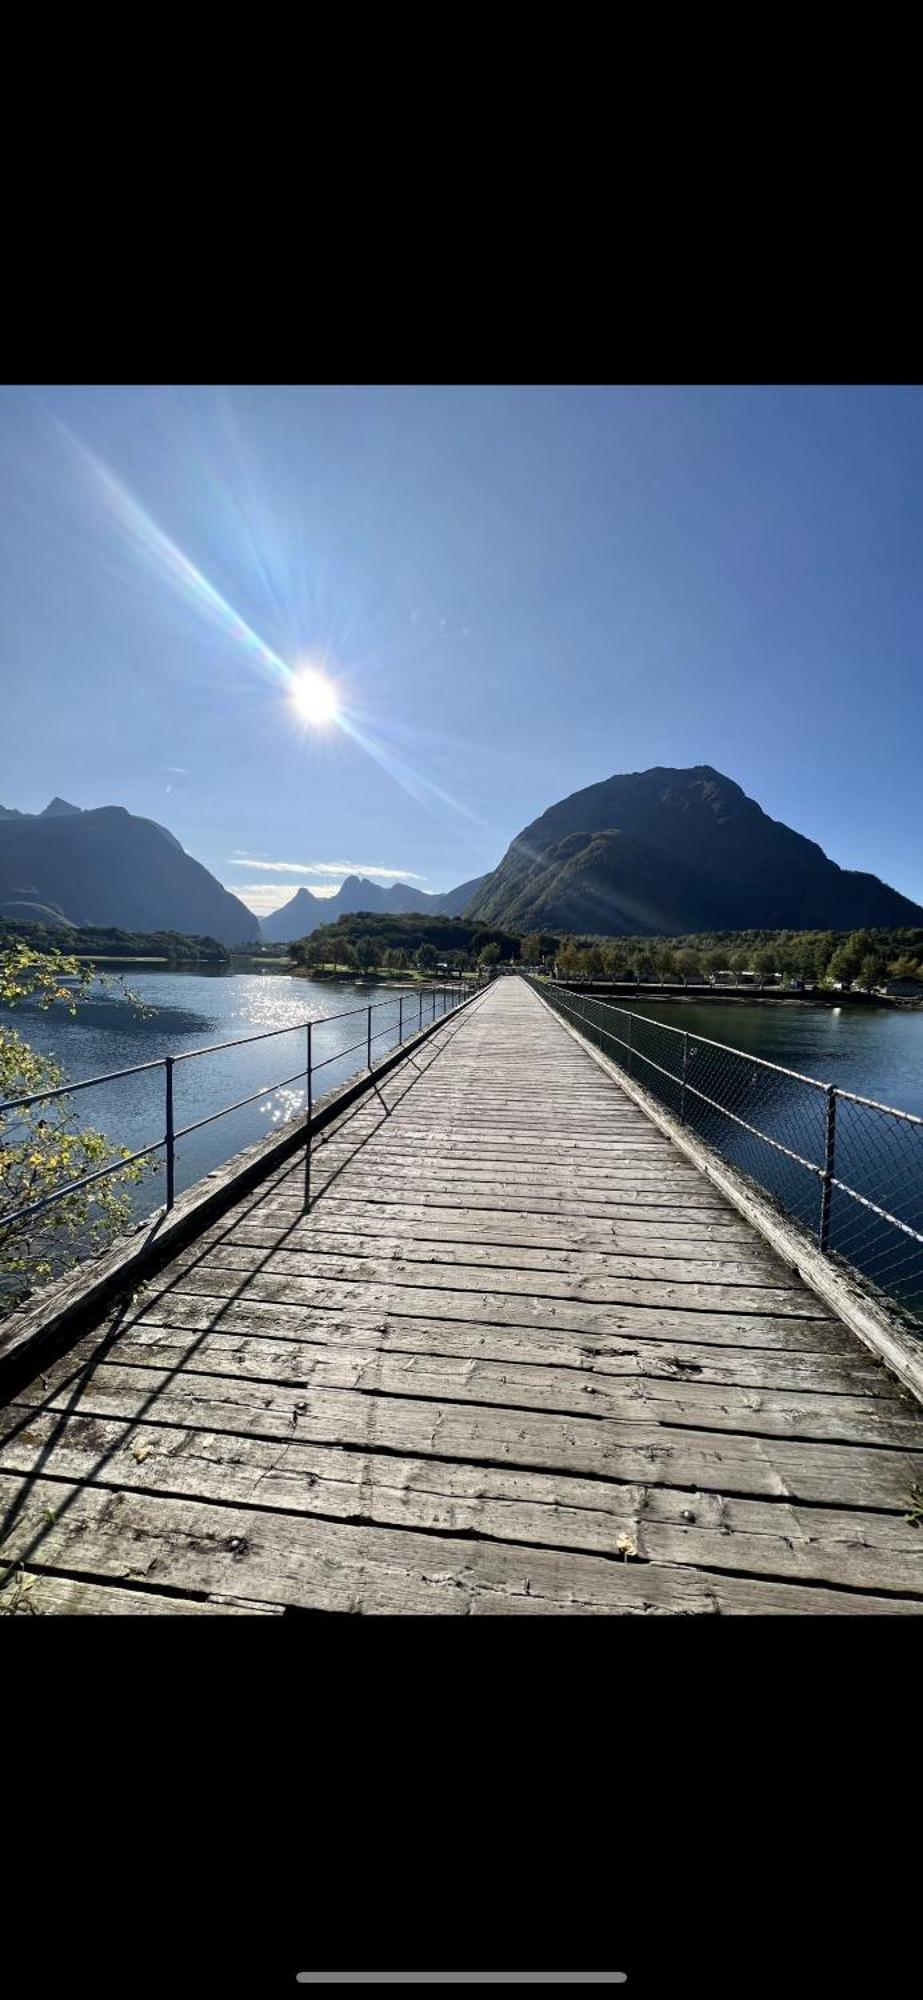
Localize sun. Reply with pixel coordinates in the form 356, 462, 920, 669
290, 666, 340, 728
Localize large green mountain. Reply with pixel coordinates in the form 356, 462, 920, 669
463, 766, 923, 935
0, 798, 259, 946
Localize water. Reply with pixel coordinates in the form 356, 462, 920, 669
629, 997, 923, 1119
5, 969, 440, 1223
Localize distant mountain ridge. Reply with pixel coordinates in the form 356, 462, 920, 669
7, 766, 916, 953
0, 798, 258, 945
260, 870, 490, 942
464, 766, 923, 935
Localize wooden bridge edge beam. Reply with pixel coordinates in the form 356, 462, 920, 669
527, 977, 923, 1408
0, 986, 488, 1393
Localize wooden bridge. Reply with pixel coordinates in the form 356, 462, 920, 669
2, 976, 922, 1614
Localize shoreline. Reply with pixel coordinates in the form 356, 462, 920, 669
554, 981, 918, 1011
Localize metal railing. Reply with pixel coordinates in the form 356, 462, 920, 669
532, 979, 923, 1331
0, 982, 469, 1239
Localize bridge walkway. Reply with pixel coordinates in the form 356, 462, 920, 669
2, 977, 922, 1613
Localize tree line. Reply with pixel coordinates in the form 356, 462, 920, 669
0, 917, 230, 966
291, 912, 923, 988
535, 927, 923, 988
290, 911, 520, 974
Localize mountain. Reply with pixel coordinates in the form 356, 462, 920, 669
436, 872, 491, 917
260, 886, 326, 942
0, 798, 259, 945
464, 766, 923, 936
260, 871, 492, 943
40, 796, 82, 818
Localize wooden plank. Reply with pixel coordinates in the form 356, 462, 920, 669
191, 1225, 790, 1286
0, 1568, 278, 1614
2, 1406, 921, 1598
31, 1321, 916, 1446
11, 1362, 923, 1508
151, 1262, 835, 1328
112, 1300, 890, 1388
2, 1470, 920, 1613
125, 1280, 851, 1352
216, 1204, 762, 1246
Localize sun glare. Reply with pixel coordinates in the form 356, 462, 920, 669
290, 667, 339, 728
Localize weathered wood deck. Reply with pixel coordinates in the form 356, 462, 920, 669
2, 976, 923, 1613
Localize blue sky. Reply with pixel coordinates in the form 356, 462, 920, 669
1, 383, 921, 917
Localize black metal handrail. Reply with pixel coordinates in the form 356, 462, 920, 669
530, 977, 923, 1328
0, 982, 470, 1232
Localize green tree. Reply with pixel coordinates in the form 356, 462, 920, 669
857, 954, 886, 991
477, 942, 500, 969
0, 940, 158, 1313
354, 937, 378, 972
827, 938, 864, 988
521, 933, 543, 966
602, 942, 629, 979
414, 943, 438, 972
752, 946, 778, 985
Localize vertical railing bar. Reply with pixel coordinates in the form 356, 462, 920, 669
819, 1085, 836, 1251
164, 1056, 175, 1211
304, 1020, 312, 1211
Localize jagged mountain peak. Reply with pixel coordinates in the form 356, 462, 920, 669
41, 797, 82, 817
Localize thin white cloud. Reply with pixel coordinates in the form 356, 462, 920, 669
225, 881, 340, 917
228, 855, 427, 880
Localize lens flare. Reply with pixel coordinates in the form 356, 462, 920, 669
290, 667, 339, 727
47, 411, 493, 830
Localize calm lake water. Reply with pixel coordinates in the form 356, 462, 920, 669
8, 969, 442, 1220
629, 997, 923, 1118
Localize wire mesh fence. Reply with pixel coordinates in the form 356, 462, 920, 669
533, 979, 923, 1333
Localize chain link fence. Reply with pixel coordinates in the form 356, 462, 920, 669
532, 979, 923, 1333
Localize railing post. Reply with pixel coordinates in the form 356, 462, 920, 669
367, 1003, 372, 1070
304, 1020, 312, 1210
399, 994, 404, 1043
680, 1032, 688, 1124
419, 990, 423, 1032
819, 1086, 837, 1251
164, 1056, 175, 1211
627, 1012, 634, 1079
